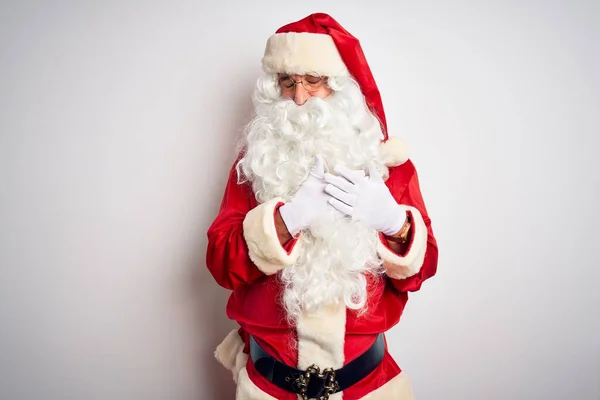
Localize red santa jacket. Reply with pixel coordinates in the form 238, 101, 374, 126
207, 152, 438, 399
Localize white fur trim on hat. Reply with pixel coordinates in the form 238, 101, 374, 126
377, 206, 428, 279
262, 32, 349, 77
380, 136, 409, 167
242, 197, 302, 275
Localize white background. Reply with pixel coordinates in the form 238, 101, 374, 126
1, 1, 598, 399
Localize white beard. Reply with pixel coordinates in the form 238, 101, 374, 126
237, 75, 386, 322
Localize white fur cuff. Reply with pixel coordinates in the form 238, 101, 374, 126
243, 197, 302, 275
377, 206, 428, 279
262, 32, 349, 77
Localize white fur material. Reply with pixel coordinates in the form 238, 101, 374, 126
214, 329, 243, 371
214, 328, 248, 384
262, 32, 349, 77
358, 373, 415, 399
235, 367, 278, 400
242, 197, 302, 275
296, 303, 346, 399
380, 136, 409, 167
377, 206, 428, 279
296, 303, 346, 370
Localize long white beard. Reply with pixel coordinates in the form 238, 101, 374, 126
237, 75, 386, 322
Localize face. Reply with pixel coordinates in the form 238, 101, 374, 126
278, 73, 333, 105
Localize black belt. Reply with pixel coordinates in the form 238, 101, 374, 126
249, 334, 385, 400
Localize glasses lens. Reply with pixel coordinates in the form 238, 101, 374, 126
279, 77, 295, 90
303, 74, 322, 91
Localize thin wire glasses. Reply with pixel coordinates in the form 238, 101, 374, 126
277, 73, 327, 95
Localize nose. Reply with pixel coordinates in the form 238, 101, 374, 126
293, 83, 310, 105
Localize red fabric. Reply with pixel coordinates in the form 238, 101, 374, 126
206, 158, 438, 397
206, 162, 262, 290
206, 164, 299, 290
384, 163, 439, 293
275, 13, 389, 139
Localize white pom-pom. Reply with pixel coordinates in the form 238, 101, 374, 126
380, 136, 409, 167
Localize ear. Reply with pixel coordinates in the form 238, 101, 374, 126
380, 136, 409, 167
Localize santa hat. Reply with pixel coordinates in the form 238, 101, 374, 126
262, 13, 409, 166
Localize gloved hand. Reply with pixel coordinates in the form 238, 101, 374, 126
279, 155, 331, 236
324, 162, 406, 236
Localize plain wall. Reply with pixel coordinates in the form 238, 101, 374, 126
1, 1, 598, 399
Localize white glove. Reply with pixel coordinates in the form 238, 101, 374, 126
324, 162, 406, 236
279, 155, 331, 236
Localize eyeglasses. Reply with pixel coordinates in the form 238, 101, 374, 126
278, 73, 327, 94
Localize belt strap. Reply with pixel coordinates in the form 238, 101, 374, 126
250, 334, 385, 399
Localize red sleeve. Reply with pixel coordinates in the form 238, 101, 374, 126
384, 161, 439, 293
206, 161, 264, 290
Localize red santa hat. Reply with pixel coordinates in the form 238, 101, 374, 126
261, 13, 408, 166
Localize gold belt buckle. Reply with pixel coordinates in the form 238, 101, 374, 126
286, 364, 340, 400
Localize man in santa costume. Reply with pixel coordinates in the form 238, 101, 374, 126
207, 13, 438, 400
